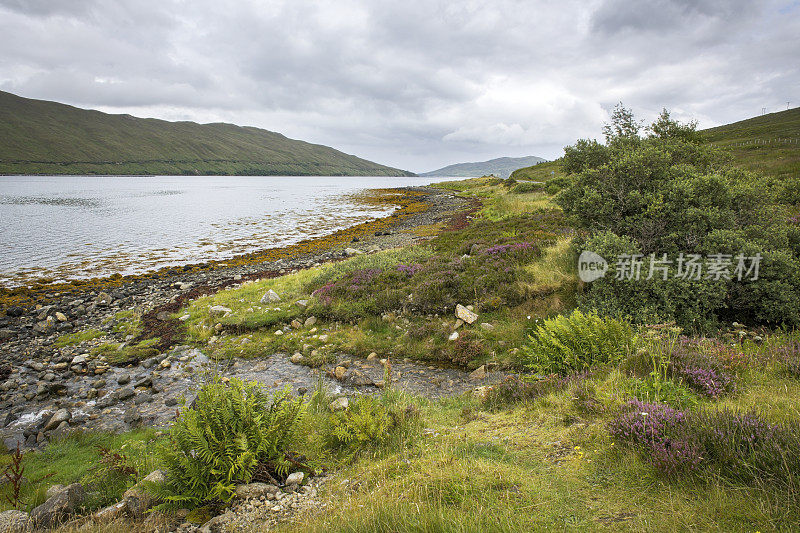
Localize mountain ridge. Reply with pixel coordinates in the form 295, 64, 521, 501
0, 90, 414, 176
419, 155, 547, 178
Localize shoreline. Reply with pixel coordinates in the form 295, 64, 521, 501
0, 184, 485, 450
0, 185, 460, 309
0, 185, 470, 346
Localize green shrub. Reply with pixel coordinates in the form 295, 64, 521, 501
324, 395, 419, 460
518, 310, 634, 374
557, 107, 800, 330
154, 379, 305, 509
510, 182, 543, 194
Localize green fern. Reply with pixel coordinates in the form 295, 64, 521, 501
520, 310, 634, 374
152, 378, 304, 510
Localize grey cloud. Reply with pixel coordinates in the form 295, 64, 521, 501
0, 0, 797, 172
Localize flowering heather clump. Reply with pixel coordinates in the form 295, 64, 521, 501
788, 214, 800, 224
666, 339, 736, 397
674, 365, 734, 399
350, 268, 383, 285
703, 340, 752, 373
396, 263, 422, 276
608, 400, 702, 476
311, 282, 336, 305
610, 401, 800, 489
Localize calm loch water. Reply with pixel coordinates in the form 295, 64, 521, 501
0, 175, 451, 287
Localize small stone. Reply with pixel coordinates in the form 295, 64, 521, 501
0, 510, 30, 533
274, 330, 284, 336
448, 331, 459, 341
117, 374, 131, 385
453, 319, 464, 329
234, 483, 278, 500
290, 353, 304, 364
209, 305, 232, 316
54, 312, 68, 322
304, 316, 317, 327
296, 300, 309, 308
334, 366, 347, 380
291, 319, 302, 329
214, 323, 223, 332
366, 352, 378, 361
329, 397, 349, 411
260, 290, 281, 304
469, 365, 487, 380
480, 323, 495, 331
285, 472, 304, 486
344, 247, 363, 256
455, 304, 478, 324
318, 334, 328, 342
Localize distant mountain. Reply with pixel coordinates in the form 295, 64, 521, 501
419, 156, 547, 178
0, 90, 413, 176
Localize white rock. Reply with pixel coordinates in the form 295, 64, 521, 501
448, 331, 459, 341
290, 353, 304, 364
260, 290, 281, 304
285, 472, 304, 486
469, 365, 487, 380
344, 248, 363, 256
209, 305, 232, 316
329, 397, 349, 411
455, 304, 478, 324
480, 322, 495, 331
304, 316, 317, 327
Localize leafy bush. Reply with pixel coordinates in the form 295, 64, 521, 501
510, 182, 543, 194
518, 310, 634, 374
559, 107, 800, 330
154, 379, 305, 509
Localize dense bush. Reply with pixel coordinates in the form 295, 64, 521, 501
154, 379, 305, 509
609, 400, 800, 491
510, 181, 543, 194
518, 310, 634, 374
325, 395, 420, 459
558, 106, 800, 330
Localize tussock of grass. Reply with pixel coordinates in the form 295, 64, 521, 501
54, 328, 105, 347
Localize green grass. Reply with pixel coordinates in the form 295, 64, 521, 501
91, 338, 161, 364
53, 328, 106, 347
178, 195, 576, 369
273, 340, 800, 533
509, 159, 567, 181
0, 428, 163, 514
0, 90, 412, 176
702, 107, 800, 181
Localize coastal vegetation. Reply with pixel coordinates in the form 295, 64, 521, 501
0, 90, 413, 176
2, 106, 800, 531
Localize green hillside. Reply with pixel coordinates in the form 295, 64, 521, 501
419, 155, 546, 178
509, 159, 566, 181
509, 107, 800, 182
701, 107, 800, 180
0, 90, 413, 176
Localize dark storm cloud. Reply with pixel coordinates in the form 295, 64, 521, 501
0, 0, 797, 172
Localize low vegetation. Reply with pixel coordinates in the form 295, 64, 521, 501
4, 105, 799, 531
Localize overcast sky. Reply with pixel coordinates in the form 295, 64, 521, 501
0, 0, 798, 172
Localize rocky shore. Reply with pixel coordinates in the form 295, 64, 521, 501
0, 186, 501, 454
